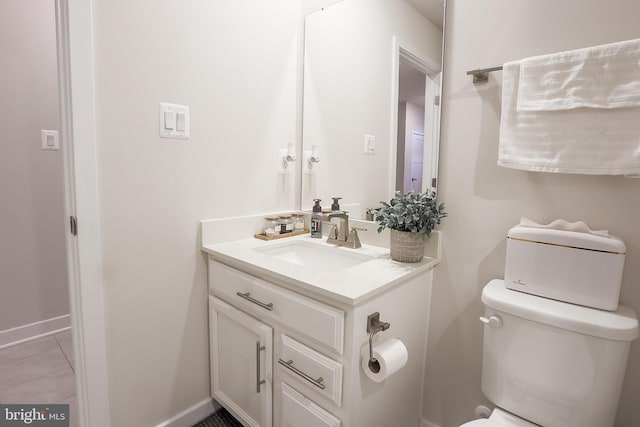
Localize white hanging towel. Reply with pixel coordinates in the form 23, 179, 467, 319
518, 38, 640, 111
498, 38, 640, 175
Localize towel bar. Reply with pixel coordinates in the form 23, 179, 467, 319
466, 65, 503, 84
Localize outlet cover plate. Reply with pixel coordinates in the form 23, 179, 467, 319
364, 134, 375, 154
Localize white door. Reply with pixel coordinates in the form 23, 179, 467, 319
409, 131, 424, 191
210, 296, 273, 427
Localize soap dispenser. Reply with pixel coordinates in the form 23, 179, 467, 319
311, 199, 323, 238
331, 197, 342, 212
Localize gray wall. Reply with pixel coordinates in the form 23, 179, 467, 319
0, 0, 69, 333
423, 0, 640, 426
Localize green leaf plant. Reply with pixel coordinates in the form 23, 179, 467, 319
375, 190, 447, 236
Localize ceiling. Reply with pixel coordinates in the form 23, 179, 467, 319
405, 0, 444, 30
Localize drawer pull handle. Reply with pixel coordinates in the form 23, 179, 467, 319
236, 292, 274, 311
278, 358, 325, 390
256, 341, 266, 393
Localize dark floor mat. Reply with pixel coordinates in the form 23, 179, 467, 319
191, 408, 243, 427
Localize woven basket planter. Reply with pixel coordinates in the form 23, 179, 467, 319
390, 229, 427, 262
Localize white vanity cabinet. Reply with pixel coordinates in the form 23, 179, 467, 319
207, 254, 435, 427
209, 296, 273, 427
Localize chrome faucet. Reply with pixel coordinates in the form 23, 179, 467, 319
325, 211, 362, 249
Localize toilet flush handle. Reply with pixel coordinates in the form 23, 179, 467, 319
479, 315, 502, 328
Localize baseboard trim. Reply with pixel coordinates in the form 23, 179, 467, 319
420, 418, 441, 427
0, 314, 71, 349
155, 398, 220, 427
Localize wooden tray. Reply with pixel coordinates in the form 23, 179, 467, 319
254, 229, 309, 241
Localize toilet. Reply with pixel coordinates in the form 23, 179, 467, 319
461, 279, 639, 427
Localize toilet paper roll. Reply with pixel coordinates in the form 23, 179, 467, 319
361, 338, 408, 382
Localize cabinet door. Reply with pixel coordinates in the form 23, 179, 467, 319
210, 296, 272, 427
281, 383, 341, 427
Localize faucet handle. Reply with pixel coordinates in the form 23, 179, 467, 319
347, 228, 362, 249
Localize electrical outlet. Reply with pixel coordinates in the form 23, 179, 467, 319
303, 150, 316, 175
277, 148, 291, 175
364, 134, 375, 154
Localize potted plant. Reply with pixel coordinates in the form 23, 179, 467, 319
375, 190, 447, 262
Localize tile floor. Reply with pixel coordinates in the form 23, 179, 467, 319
0, 330, 78, 427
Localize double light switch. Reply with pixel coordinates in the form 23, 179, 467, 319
159, 103, 190, 139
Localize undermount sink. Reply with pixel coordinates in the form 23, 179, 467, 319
254, 239, 374, 273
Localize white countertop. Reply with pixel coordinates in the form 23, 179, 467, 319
202, 234, 440, 305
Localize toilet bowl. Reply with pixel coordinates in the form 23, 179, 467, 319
460, 408, 538, 427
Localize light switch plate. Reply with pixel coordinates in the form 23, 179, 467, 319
41, 130, 60, 151
159, 103, 190, 139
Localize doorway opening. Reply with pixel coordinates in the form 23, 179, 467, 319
0, 0, 75, 409
391, 40, 441, 196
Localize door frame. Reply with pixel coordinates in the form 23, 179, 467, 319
55, 0, 111, 425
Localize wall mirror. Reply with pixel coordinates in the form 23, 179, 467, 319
300, 0, 445, 219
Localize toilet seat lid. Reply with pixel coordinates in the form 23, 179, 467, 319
460, 408, 539, 427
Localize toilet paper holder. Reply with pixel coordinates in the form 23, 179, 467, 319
366, 312, 390, 373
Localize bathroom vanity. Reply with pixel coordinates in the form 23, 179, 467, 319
202, 226, 440, 427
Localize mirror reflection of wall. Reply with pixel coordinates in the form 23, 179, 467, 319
301, 0, 444, 219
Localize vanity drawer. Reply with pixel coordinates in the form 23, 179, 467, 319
209, 261, 345, 354
278, 335, 343, 406
281, 383, 341, 427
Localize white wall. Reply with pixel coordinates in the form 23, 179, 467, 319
92, 1, 299, 425
0, 0, 69, 334
424, 0, 640, 426
301, 0, 442, 213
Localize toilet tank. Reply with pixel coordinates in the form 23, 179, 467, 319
505, 225, 625, 310
481, 280, 639, 427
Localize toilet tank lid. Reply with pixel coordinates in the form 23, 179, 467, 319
507, 225, 625, 253
482, 280, 639, 341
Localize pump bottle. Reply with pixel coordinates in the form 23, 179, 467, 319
311, 199, 322, 238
